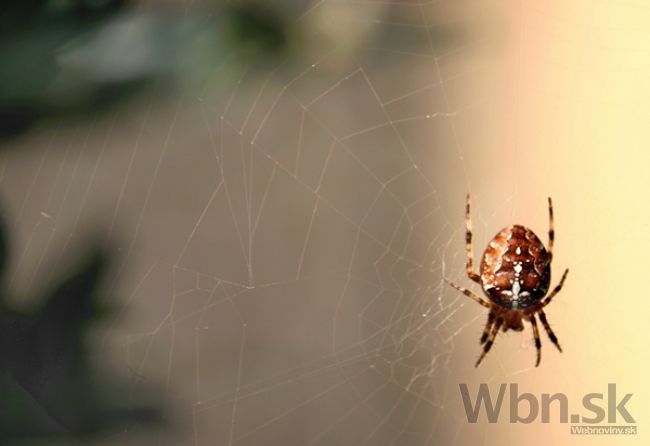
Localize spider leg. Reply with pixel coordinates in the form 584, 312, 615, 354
527, 314, 542, 367
465, 194, 481, 284
538, 309, 562, 352
444, 278, 490, 308
480, 310, 496, 344
541, 268, 569, 307
547, 197, 555, 260
475, 316, 503, 367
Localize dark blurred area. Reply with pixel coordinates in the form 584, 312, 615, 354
0, 0, 130, 139
0, 217, 160, 443
0, 0, 291, 141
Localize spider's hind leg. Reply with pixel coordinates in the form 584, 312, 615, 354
465, 194, 481, 284
541, 268, 569, 308
547, 197, 555, 260
444, 279, 491, 308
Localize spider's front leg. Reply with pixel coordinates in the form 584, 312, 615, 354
465, 194, 481, 284
476, 316, 503, 367
527, 314, 542, 367
538, 309, 563, 353
480, 310, 496, 344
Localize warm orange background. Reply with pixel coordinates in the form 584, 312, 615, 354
448, 2, 650, 445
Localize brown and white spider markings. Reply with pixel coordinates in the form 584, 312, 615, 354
445, 195, 569, 367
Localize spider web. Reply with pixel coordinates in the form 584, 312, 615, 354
0, 1, 544, 445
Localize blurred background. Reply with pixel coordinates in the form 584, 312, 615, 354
1, 0, 649, 445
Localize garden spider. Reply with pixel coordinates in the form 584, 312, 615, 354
445, 194, 569, 367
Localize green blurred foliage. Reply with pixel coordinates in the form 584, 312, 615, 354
0, 0, 130, 138
0, 0, 291, 141
0, 212, 161, 443
0, 214, 161, 443
223, 3, 288, 58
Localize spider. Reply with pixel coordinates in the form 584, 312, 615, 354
445, 194, 569, 367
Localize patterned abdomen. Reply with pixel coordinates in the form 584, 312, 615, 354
480, 225, 550, 309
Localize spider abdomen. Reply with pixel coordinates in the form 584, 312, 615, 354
480, 225, 550, 309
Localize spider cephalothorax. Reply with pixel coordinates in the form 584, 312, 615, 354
445, 195, 569, 367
